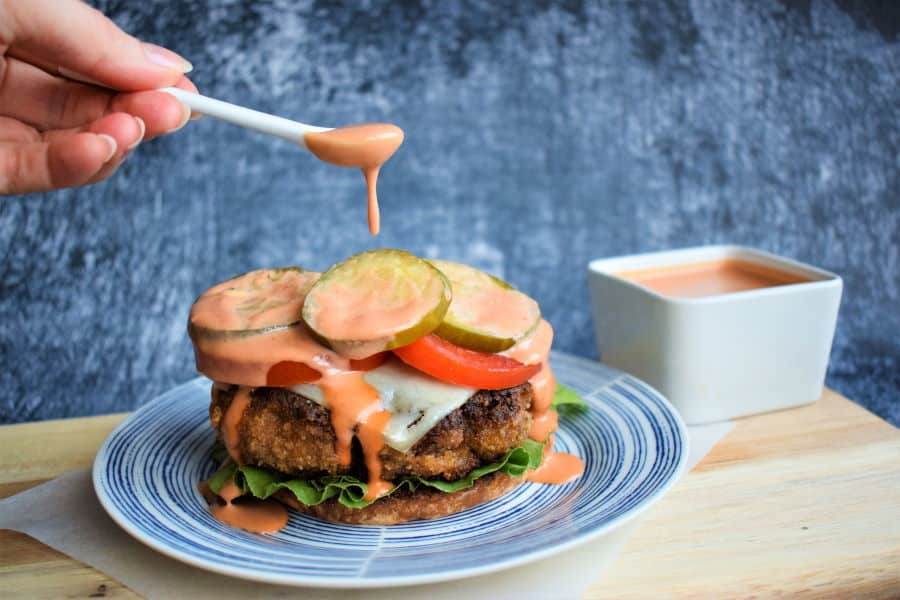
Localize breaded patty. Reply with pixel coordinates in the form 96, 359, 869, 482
209, 382, 533, 481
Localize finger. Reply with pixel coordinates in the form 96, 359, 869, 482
0, 58, 189, 137
110, 91, 190, 139
3, 0, 192, 91
82, 113, 143, 184
0, 56, 111, 129
85, 149, 129, 185
43, 113, 144, 156
173, 76, 205, 121
174, 76, 200, 95
0, 117, 40, 144
0, 133, 117, 194
40, 113, 143, 186
5, 50, 199, 95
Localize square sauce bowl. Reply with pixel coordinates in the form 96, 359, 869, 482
587, 245, 842, 424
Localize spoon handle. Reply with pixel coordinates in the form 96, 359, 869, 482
159, 87, 331, 147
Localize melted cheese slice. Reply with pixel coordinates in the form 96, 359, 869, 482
290, 357, 476, 452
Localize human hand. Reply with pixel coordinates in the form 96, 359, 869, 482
0, 0, 197, 194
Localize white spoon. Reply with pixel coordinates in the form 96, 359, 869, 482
160, 87, 404, 235
159, 87, 332, 148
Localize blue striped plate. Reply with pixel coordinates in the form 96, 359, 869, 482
93, 352, 687, 588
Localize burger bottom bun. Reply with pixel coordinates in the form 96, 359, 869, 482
275, 472, 522, 525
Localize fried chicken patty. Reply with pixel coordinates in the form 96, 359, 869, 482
209, 382, 533, 481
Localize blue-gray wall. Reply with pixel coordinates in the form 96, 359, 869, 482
1, 0, 898, 424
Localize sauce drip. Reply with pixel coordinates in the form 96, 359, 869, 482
504, 321, 585, 482
208, 480, 288, 534
525, 437, 585, 485
194, 316, 393, 496
221, 387, 252, 464
526, 360, 556, 442
503, 319, 553, 366
616, 258, 812, 298
355, 409, 394, 500
317, 372, 378, 463
506, 321, 557, 442
529, 405, 558, 443
363, 167, 380, 235
303, 123, 404, 235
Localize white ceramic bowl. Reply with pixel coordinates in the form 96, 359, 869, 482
587, 245, 842, 424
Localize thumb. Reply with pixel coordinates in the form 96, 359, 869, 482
0, 132, 117, 194
3, 0, 192, 91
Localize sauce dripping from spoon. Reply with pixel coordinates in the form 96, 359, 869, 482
304, 124, 404, 235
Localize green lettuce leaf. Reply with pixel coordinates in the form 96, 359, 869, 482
552, 383, 589, 416
206, 438, 547, 510
206, 460, 237, 492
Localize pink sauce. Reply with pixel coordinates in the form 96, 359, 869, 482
363, 167, 381, 234
503, 319, 553, 366
527, 360, 557, 441
194, 326, 331, 388
505, 320, 557, 441
529, 405, 558, 443
525, 437, 585, 485
190, 269, 317, 332
504, 320, 585, 481
445, 269, 540, 340
355, 409, 394, 500
221, 387, 252, 464
192, 276, 400, 501
303, 124, 404, 235
316, 371, 382, 467
309, 279, 432, 340
302, 266, 450, 360
208, 480, 288, 534
617, 258, 811, 298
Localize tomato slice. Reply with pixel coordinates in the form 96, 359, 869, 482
265, 352, 388, 386
349, 352, 389, 371
266, 361, 320, 386
393, 334, 541, 390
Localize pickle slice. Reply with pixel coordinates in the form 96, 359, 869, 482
429, 260, 540, 353
189, 267, 320, 341
302, 249, 451, 359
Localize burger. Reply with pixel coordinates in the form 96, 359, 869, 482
190, 249, 585, 529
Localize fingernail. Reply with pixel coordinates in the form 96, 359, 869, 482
143, 42, 193, 73
57, 66, 104, 87
98, 134, 118, 163
172, 102, 192, 132
129, 117, 146, 150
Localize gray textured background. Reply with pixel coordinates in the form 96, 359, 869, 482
1, 0, 898, 425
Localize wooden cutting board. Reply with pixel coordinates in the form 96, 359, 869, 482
1, 388, 898, 599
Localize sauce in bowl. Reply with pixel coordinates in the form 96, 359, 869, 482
616, 258, 812, 298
